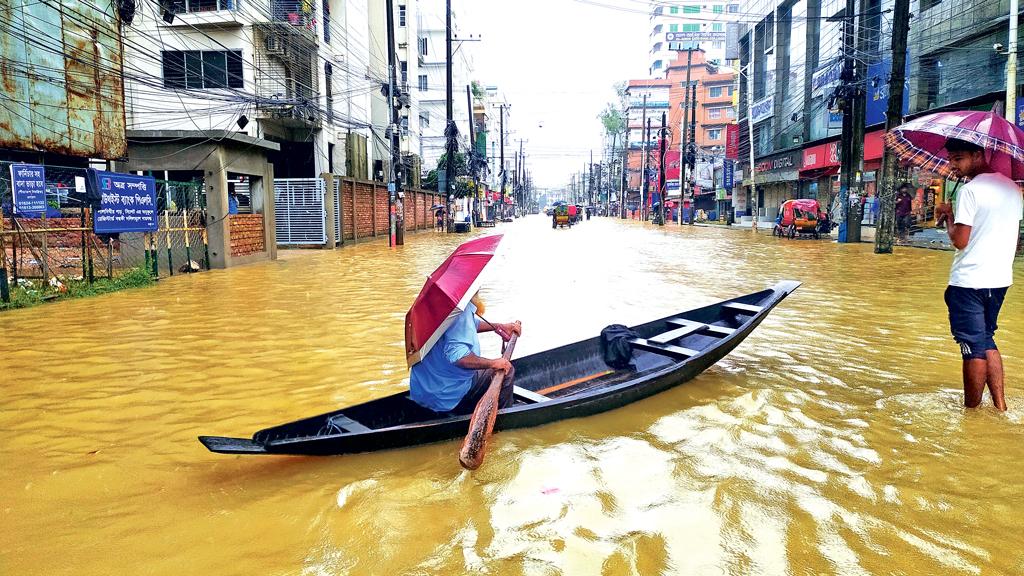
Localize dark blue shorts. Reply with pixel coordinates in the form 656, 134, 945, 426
944, 285, 1008, 360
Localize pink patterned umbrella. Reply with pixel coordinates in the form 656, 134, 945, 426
883, 110, 1024, 181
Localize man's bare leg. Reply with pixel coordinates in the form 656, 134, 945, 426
963, 359, 988, 408
985, 350, 1006, 411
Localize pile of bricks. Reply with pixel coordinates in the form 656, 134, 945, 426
230, 214, 265, 257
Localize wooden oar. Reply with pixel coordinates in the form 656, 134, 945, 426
459, 333, 518, 470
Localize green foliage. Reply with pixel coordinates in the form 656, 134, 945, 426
599, 103, 626, 137
0, 267, 155, 311
471, 81, 486, 101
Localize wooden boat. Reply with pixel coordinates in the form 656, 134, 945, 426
199, 281, 800, 456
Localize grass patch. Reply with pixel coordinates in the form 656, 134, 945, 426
0, 267, 155, 311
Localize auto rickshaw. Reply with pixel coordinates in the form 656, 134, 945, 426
773, 198, 822, 239
552, 202, 571, 228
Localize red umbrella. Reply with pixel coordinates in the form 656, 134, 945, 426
884, 110, 1024, 180
405, 234, 503, 367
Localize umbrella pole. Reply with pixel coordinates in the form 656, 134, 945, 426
459, 334, 518, 470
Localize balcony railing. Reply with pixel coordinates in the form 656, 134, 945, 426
271, 0, 313, 27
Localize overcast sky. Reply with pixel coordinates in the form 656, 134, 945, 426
461, 0, 650, 189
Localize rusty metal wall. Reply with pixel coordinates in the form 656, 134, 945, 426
0, 0, 127, 158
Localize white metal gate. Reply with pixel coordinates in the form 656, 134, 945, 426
333, 178, 342, 244
275, 178, 326, 245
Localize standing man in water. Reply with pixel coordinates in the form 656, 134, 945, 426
934, 138, 1022, 411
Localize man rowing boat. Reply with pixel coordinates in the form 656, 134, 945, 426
409, 292, 523, 414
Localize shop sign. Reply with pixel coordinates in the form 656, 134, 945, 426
666, 31, 725, 43
865, 55, 911, 126
93, 171, 158, 233
755, 151, 799, 173
725, 124, 740, 159
723, 160, 735, 190
801, 141, 840, 171
10, 163, 47, 217
750, 96, 773, 124
811, 60, 842, 97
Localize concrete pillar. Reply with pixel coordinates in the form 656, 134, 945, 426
350, 178, 358, 242
371, 182, 378, 237
202, 150, 230, 269
322, 172, 337, 249
258, 163, 277, 260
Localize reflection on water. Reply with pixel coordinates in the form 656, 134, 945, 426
2, 217, 1022, 575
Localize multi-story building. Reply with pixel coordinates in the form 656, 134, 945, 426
648, 2, 742, 77
417, 1, 476, 174
624, 79, 672, 205
735, 0, 1022, 225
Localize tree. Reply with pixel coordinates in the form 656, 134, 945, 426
471, 81, 486, 101
423, 152, 469, 191
598, 103, 626, 138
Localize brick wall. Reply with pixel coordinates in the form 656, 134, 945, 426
229, 214, 265, 257
336, 178, 442, 242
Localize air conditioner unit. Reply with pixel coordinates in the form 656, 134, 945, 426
265, 33, 286, 56
332, 53, 346, 64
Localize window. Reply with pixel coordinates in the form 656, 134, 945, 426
322, 0, 330, 43
713, 41, 724, 49
670, 6, 678, 13
727, 3, 739, 12
708, 107, 723, 119
683, 5, 700, 13
419, 37, 428, 56
707, 128, 722, 140
398, 4, 406, 26
726, 107, 736, 118
325, 62, 333, 121
708, 86, 724, 98
713, 4, 723, 13
162, 50, 243, 89
712, 23, 723, 32
418, 74, 428, 91
400, 115, 409, 135
400, 61, 407, 84
168, 0, 234, 13
682, 23, 701, 32
669, 24, 678, 32
419, 111, 430, 129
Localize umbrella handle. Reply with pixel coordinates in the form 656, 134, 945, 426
459, 334, 518, 470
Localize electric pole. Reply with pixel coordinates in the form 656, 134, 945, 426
640, 94, 649, 221
839, 0, 866, 242
498, 103, 506, 220
688, 80, 698, 225
519, 139, 525, 214
385, 0, 403, 245
1009, 0, 1019, 124
745, 45, 758, 231
874, 0, 911, 253
678, 48, 694, 225
658, 111, 667, 226
466, 85, 477, 226
643, 117, 651, 221
443, 0, 457, 232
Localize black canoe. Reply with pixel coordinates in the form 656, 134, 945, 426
199, 280, 800, 456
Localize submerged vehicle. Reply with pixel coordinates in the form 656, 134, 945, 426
199, 281, 800, 456
773, 199, 823, 239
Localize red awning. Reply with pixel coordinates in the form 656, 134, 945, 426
864, 130, 885, 161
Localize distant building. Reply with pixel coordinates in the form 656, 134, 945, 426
648, 2, 742, 77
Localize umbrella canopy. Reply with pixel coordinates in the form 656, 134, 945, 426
884, 110, 1024, 180
405, 234, 503, 367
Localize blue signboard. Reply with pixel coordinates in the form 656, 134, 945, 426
865, 56, 911, 126
1016, 97, 1024, 128
723, 160, 735, 190
93, 171, 159, 233
10, 163, 47, 217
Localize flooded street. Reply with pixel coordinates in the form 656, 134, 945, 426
2, 216, 1022, 575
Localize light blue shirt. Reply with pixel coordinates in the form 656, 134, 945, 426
409, 301, 481, 412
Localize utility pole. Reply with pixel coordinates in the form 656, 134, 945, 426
839, 0, 866, 242
745, 48, 758, 231
606, 131, 617, 216
1009, 0, 1019, 124
498, 103, 506, 220
643, 117, 652, 221
678, 48, 694, 225
658, 111, 667, 226
588, 152, 593, 207
688, 80, 698, 225
874, 0, 911, 253
385, 0, 403, 246
519, 139, 525, 214
443, 0, 457, 232
640, 94, 649, 221
466, 85, 477, 225
620, 128, 629, 219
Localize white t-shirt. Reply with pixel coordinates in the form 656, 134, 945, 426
949, 172, 1023, 289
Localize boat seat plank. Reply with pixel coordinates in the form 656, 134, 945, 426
326, 414, 372, 433
650, 321, 708, 344
722, 302, 763, 315
513, 386, 549, 404
667, 318, 736, 337
629, 338, 700, 360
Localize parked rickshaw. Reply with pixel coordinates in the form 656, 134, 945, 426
773, 199, 823, 239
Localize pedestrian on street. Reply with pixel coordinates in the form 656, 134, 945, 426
895, 184, 913, 243
934, 138, 1023, 411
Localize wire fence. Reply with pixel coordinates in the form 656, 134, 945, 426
0, 162, 213, 302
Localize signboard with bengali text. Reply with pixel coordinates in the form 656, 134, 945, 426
10, 163, 47, 217
93, 171, 158, 233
